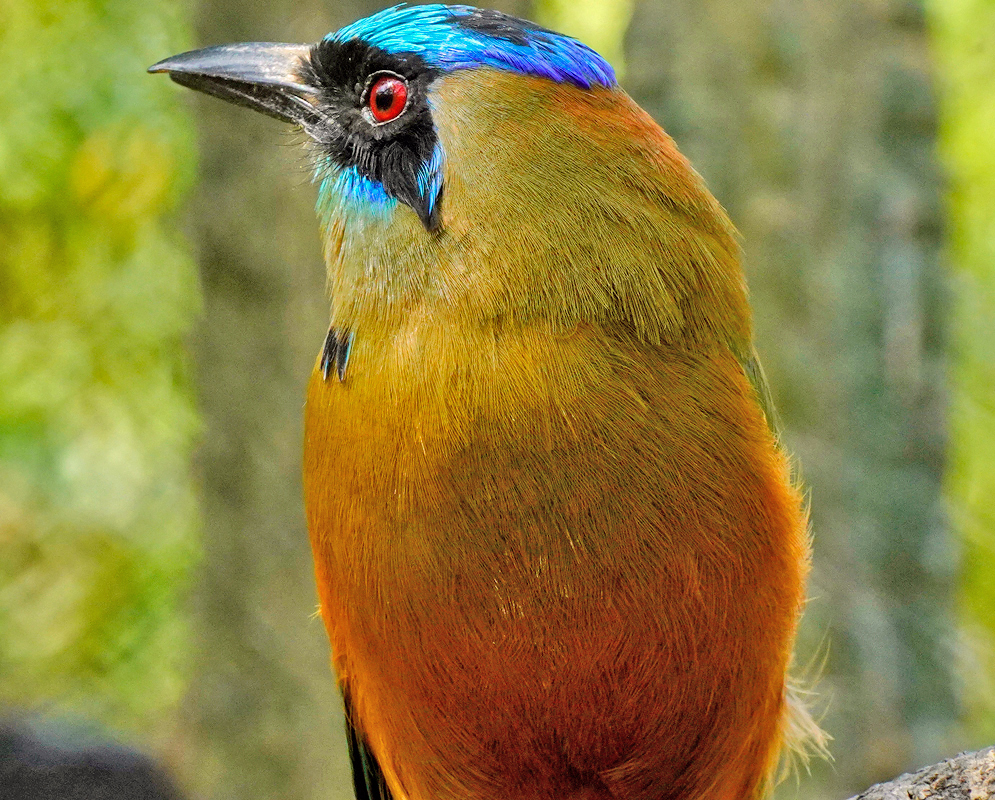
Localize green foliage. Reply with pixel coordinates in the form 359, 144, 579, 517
929, 0, 995, 745
0, 0, 199, 733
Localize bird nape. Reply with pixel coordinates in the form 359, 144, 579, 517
150, 5, 820, 800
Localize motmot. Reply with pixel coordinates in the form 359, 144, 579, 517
151, 6, 818, 800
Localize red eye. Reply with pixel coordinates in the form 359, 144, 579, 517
368, 74, 408, 123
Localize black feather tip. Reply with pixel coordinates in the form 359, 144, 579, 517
321, 326, 354, 383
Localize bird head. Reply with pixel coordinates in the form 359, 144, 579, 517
151, 4, 748, 347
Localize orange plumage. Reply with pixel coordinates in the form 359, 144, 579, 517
303, 70, 810, 800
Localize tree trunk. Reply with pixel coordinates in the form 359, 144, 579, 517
848, 747, 995, 800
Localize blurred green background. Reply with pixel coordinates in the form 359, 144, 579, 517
0, 0, 992, 798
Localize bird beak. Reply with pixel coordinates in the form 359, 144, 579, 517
148, 42, 318, 125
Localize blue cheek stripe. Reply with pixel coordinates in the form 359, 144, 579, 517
417, 143, 445, 218
315, 144, 445, 226
316, 165, 397, 226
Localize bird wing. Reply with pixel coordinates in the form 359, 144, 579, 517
344, 691, 393, 800
736, 345, 783, 437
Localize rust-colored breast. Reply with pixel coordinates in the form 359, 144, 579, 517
303, 319, 807, 800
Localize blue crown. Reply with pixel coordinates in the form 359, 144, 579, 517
328, 4, 616, 90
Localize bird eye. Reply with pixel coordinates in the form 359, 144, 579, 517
366, 73, 408, 124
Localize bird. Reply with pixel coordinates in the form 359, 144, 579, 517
150, 6, 818, 800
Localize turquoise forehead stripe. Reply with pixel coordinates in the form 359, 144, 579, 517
327, 4, 616, 89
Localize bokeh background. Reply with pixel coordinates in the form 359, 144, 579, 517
1, 0, 993, 798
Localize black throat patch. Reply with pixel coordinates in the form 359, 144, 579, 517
321, 326, 354, 383
300, 40, 442, 231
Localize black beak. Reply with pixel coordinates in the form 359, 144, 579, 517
149, 42, 318, 125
